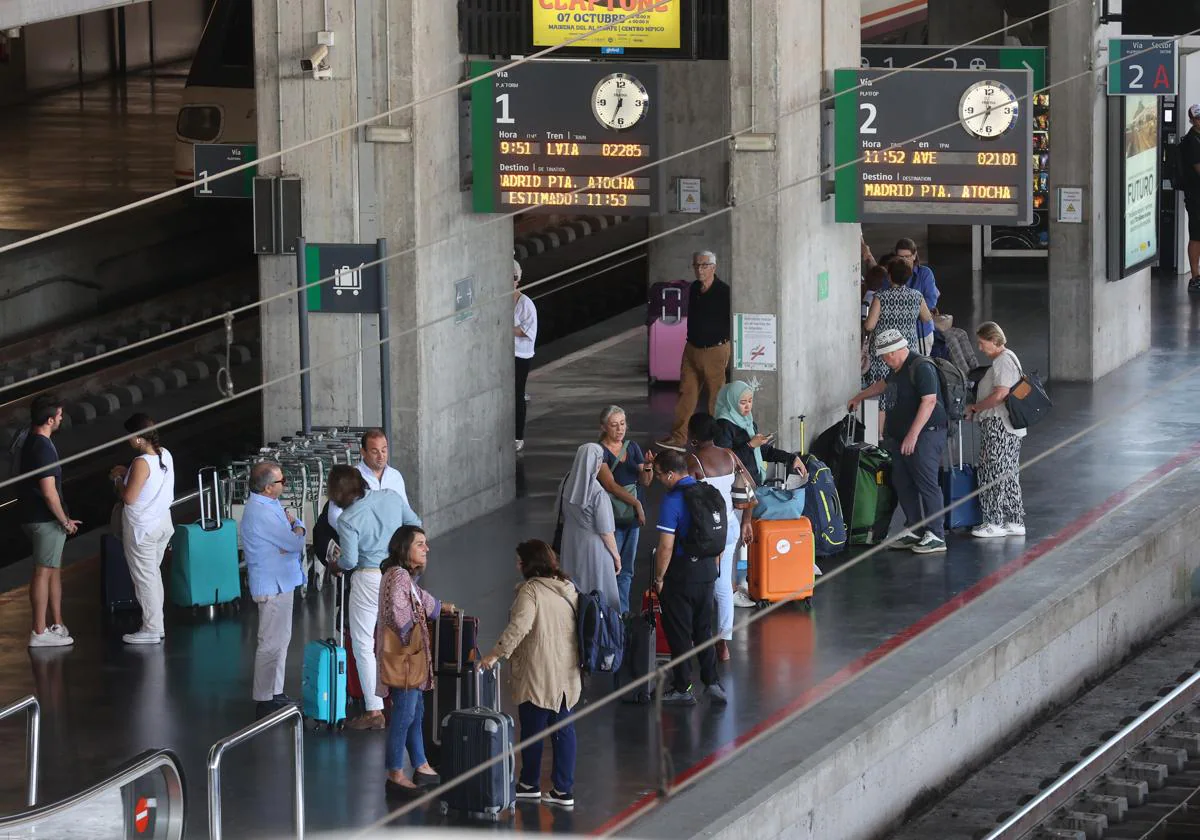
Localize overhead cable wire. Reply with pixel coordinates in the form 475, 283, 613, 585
0, 0, 1085, 399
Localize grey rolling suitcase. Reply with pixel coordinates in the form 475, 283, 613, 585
438, 663, 516, 821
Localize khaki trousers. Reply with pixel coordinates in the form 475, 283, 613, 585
669, 342, 731, 442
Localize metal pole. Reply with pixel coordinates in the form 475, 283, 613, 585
207, 758, 223, 840
292, 708, 306, 839
27, 701, 39, 807
208, 704, 305, 840
377, 238, 393, 445
296, 237, 312, 435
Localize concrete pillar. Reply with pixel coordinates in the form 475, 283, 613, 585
726, 0, 861, 451
1047, 0, 1151, 381
254, 0, 512, 534
646, 61, 732, 288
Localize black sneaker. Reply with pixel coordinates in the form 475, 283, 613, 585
662, 688, 697, 706
1189, 278, 1200, 294
911, 532, 947, 554
543, 788, 575, 807
893, 530, 923, 548
516, 782, 541, 800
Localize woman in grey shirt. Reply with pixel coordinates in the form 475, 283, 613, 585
964, 322, 1027, 539
555, 443, 622, 610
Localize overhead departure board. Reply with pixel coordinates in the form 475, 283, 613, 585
833, 67, 1033, 225
467, 60, 661, 215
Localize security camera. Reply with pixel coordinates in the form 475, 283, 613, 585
300, 44, 329, 76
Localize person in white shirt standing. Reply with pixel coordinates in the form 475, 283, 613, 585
109, 414, 175, 646
513, 259, 538, 453
325, 428, 412, 530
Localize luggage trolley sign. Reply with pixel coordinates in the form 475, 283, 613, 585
467, 60, 661, 215
303, 243, 382, 314
833, 67, 1033, 225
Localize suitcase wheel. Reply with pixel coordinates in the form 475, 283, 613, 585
756, 600, 770, 610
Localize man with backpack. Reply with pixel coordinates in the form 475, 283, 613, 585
848, 328, 949, 555
650, 450, 728, 707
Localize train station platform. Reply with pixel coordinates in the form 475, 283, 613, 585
0, 68, 185, 235
2, 268, 1200, 838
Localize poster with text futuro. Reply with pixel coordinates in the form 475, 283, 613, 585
1123, 95, 1159, 272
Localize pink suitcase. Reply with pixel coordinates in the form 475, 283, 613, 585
648, 315, 688, 383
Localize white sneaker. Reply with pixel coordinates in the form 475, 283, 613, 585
29, 629, 73, 648
970, 523, 1008, 539
1004, 523, 1026, 536
515, 439, 525, 453
733, 589, 756, 609
122, 630, 163, 645
49, 624, 71, 638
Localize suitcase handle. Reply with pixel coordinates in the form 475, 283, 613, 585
197, 466, 223, 531
472, 661, 502, 714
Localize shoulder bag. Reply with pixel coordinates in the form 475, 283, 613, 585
379, 584, 430, 690
606, 441, 640, 528
1003, 351, 1051, 430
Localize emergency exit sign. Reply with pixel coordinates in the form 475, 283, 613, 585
1108, 37, 1177, 96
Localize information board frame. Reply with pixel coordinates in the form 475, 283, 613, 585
525, 0, 696, 59
1107, 36, 1178, 97
466, 60, 663, 216
833, 67, 1034, 226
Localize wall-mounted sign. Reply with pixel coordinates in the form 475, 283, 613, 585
467, 61, 661, 215
676, 177, 701, 213
861, 45, 1046, 92
733, 314, 777, 372
833, 67, 1033, 226
1057, 187, 1083, 223
1108, 36, 1177, 97
1108, 95, 1160, 278
528, 0, 694, 58
304, 243, 382, 314
193, 144, 257, 198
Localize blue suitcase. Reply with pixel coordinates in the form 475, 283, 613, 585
303, 575, 348, 729
440, 664, 515, 821
941, 425, 983, 530
169, 467, 241, 607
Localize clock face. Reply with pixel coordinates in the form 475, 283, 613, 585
958, 80, 1019, 140
591, 73, 650, 131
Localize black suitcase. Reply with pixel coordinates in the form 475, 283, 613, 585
101, 534, 139, 613
616, 611, 656, 704
439, 664, 516, 821
423, 610, 481, 763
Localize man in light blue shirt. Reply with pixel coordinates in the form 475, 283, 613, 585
241, 461, 306, 720
328, 465, 422, 730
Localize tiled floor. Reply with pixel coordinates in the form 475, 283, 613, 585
2, 267, 1200, 837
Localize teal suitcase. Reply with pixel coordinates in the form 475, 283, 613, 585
169, 467, 241, 607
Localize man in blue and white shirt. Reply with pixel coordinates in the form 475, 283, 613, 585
241, 461, 307, 720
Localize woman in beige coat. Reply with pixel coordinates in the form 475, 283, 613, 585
480, 539, 580, 808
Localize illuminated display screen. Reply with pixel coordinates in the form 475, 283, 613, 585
468, 61, 661, 215
833, 67, 1033, 225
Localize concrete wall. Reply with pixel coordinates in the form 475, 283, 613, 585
1049, 0, 1151, 381
727, 0, 861, 453
255, 0, 512, 534
633, 459, 1200, 840
646, 60, 732, 289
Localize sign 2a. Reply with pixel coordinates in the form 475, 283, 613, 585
1108, 37, 1177, 96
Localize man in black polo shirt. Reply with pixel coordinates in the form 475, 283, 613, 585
1180, 105, 1200, 291
658, 250, 731, 451
848, 329, 949, 554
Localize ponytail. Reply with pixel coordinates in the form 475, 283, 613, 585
123, 413, 166, 472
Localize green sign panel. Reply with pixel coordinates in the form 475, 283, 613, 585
193, 144, 257, 198
860, 46, 1046, 93
817, 271, 829, 302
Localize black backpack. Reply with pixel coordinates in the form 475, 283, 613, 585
679, 482, 728, 559
910, 356, 967, 422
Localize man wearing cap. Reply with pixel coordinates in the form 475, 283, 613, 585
513, 258, 538, 452
1179, 105, 1200, 290
848, 328, 949, 554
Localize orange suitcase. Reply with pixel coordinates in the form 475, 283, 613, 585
748, 517, 815, 608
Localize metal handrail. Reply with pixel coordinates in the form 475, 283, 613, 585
0, 748, 185, 838
0, 694, 40, 806
207, 703, 304, 840
170, 490, 200, 509
983, 666, 1200, 839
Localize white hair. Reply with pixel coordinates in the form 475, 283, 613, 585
513, 259, 523, 281
693, 250, 718, 266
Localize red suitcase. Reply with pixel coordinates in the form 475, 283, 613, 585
642, 588, 672, 659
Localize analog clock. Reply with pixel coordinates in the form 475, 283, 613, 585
591, 72, 650, 131
957, 80, 1019, 140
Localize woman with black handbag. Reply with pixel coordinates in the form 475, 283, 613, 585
964, 322, 1027, 539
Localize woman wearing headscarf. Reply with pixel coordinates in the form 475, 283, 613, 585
713, 381, 805, 484
555, 443, 622, 610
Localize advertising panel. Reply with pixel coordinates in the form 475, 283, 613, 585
531, 0, 680, 52
1122, 95, 1160, 273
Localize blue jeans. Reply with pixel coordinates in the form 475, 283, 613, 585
518, 699, 576, 793
614, 525, 640, 614
386, 688, 427, 772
